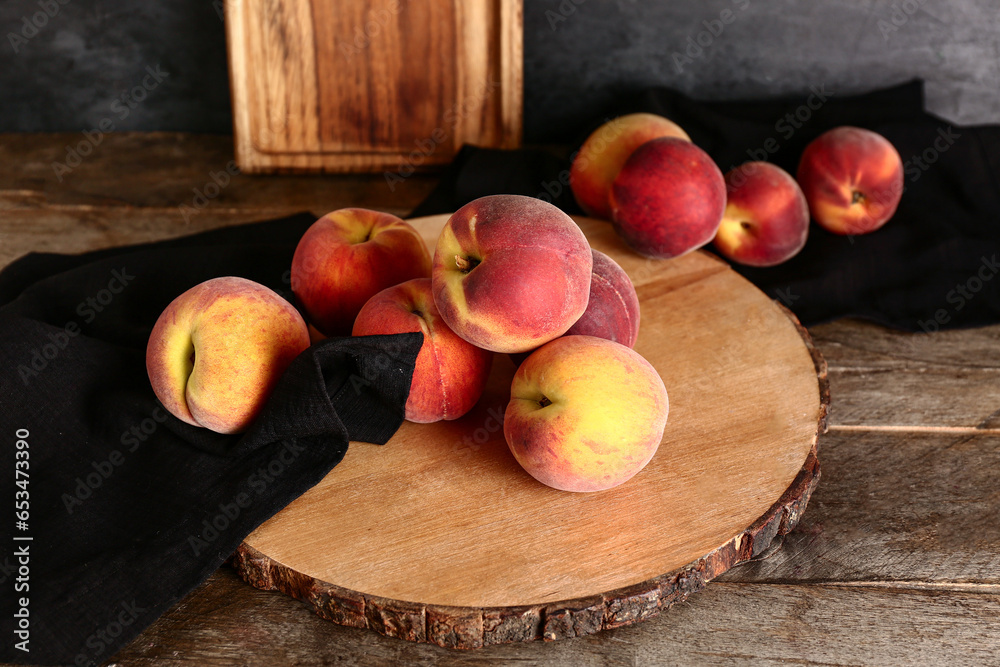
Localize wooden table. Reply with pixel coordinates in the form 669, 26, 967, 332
2, 134, 998, 666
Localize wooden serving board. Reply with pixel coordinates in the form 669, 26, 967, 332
234, 215, 829, 648
225, 0, 522, 173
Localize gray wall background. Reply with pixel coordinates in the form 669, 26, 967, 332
2, 0, 998, 141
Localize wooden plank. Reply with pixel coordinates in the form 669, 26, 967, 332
0, 209, 293, 270
226, 0, 522, 173
826, 369, 1000, 429
811, 318, 1000, 371
720, 430, 1000, 586
809, 319, 1000, 429
80, 568, 999, 666
0, 132, 437, 212
636, 582, 1000, 667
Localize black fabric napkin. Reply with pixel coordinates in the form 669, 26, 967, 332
0, 213, 422, 666
413, 81, 1000, 331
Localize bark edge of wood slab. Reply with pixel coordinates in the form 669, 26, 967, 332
233, 450, 821, 648
232, 216, 828, 649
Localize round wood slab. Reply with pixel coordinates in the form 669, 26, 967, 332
234, 215, 829, 648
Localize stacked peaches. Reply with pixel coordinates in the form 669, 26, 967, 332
570, 113, 904, 266
146, 196, 667, 493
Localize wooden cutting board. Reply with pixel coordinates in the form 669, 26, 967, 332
233, 215, 828, 648
225, 0, 522, 173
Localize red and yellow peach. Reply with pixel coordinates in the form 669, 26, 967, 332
566, 249, 641, 346
353, 278, 493, 423
291, 208, 432, 336
610, 137, 726, 259
146, 276, 310, 434
510, 249, 640, 367
796, 126, 904, 235
504, 335, 669, 492
431, 195, 593, 354
714, 162, 810, 267
570, 113, 691, 220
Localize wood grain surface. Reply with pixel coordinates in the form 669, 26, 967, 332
232, 214, 826, 647
226, 0, 522, 173
1, 134, 997, 666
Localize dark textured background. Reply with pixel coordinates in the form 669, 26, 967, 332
2, 0, 998, 140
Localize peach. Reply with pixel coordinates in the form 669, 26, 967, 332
291, 208, 432, 336
566, 249, 641, 345
610, 137, 726, 259
432, 195, 592, 354
504, 335, 669, 492
796, 126, 904, 235
352, 278, 493, 423
713, 162, 810, 267
570, 113, 691, 220
509, 249, 640, 367
146, 277, 310, 434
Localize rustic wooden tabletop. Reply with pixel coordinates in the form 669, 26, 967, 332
2, 134, 998, 667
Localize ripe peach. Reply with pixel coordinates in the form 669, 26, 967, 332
432, 195, 592, 354
570, 113, 691, 220
796, 126, 904, 235
146, 277, 310, 434
353, 278, 493, 423
610, 137, 726, 259
713, 162, 810, 267
291, 208, 432, 336
566, 249, 641, 345
504, 335, 669, 492
509, 249, 640, 367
